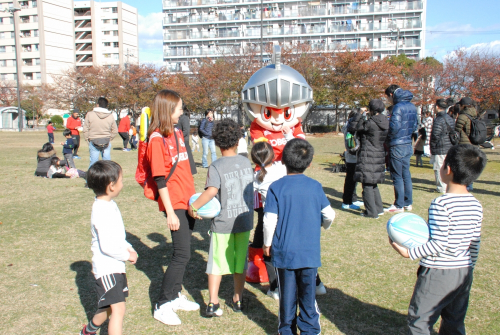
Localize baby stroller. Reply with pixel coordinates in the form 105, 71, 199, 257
332, 153, 347, 173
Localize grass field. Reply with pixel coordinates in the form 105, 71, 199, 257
0, 131, 499, 334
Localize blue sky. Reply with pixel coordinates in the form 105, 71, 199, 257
122, 0, 500, 64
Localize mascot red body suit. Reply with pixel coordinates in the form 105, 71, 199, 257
242, 46, 325, 295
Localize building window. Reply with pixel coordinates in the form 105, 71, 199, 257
19, 1, 29, 9
0, 60, 6, 67
0, 46, 6, 53
102, 8, 110, 13
102, 19, 109, 24
34, 44, 39, 51
23, 59, 33, 66
34, 58, 40, 65
32, 15, 38, 23
113, 31, 118, 36
24, 73, 33, 80
112, 7, 118, 13
22, 45, 32, 52
20, 16, 30, 23
104, 53, 110, 58
34, 30, 39, 37
112, 19, 118, 24
13, 74, 17, 81
112, 53, 119, 59
0, 32, 3, 39
32, 1, 37, 8
13, 60, 16, 67
103, 31, 110, 35
0, 74, 7, 81
113, 42, 119, 48
103, 42, 110, 46
35, 72, 41, 79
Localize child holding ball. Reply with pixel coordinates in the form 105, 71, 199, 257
390, 144, 486, 335
189, 119, 254, 317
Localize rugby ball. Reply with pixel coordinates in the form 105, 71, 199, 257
387, 213, 429, 249
189, 193, 221, 219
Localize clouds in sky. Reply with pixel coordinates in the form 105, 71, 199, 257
137, 12, 164, 64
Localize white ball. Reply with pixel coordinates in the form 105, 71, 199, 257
189, 193, 221, 219
387, 213, 429, 249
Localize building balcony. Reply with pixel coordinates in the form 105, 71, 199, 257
163, 0, 424, 13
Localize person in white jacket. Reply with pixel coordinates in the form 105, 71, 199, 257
80, 160, 137, 335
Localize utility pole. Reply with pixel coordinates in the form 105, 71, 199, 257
4, 7, 22, 131
260, 0, 263, 66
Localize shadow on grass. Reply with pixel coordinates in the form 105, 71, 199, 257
318, 287, 425, 335
70, 261, 109, 335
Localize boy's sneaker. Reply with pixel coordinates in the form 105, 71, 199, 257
404, 205, 413, 211
267, 289, 279, 300
80, 325, 96, 335
154, 302, 181, 325
172, 293, 200, 311
316, 282, 326, 295
360, 212, 379, 219
352, 201, 364, 207
384, 205, 404, 213
229, 299, 242, 313
341, 203, 360, 210
73, 155, 81, 159
206, 303, 223, 317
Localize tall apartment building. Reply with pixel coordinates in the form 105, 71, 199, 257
162, 0, 426, 72
0, 0, 75, 85
74, 1, 139, 68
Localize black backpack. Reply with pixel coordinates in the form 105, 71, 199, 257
443, 118, 460, 146
465, 114, 487, 145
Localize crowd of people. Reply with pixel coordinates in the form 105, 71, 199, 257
30, 85, 488, 335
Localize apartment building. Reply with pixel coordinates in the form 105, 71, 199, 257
0, 0, 75, 85
74, 1, 139, 67
162, 0, 426, 72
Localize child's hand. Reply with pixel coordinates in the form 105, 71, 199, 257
388, 237, 410, 258
60, 142, 64, 145
128, 248, 138, 264
188, 206, 202, 220
263, 246, 271, 257
166, 211, 180, 231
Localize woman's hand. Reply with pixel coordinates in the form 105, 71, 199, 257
166, 211, 180, 231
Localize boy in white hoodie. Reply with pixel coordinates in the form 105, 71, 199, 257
80, 160, 137, 335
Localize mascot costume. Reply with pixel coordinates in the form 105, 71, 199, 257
243, 46, 325, 296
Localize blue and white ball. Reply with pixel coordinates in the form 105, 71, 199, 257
189, 193, 221, 219
387, 213, 429, 249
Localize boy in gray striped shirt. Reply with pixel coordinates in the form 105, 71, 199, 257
390, 144, 486, 335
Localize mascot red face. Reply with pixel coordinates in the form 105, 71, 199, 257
242, 45, 314, 161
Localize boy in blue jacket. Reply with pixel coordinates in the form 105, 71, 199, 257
263, 139, 335, 335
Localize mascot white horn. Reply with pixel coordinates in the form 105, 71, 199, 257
243, 45, 314, 162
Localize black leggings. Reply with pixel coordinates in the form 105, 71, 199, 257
119, 132, 129, 149
157, 209, 195, 306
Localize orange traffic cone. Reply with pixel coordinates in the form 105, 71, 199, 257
246, 246, 269, 283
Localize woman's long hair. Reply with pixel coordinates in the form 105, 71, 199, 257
251, 142, 275, 183
147, 89, 181, 139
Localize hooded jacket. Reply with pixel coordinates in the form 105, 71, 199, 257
430, 111, 456, 155
455, 106, 477, 145
349, 112, 389, 184
83, 107, 118, 142
387, 89, 418, 147
36, 149, 57, 175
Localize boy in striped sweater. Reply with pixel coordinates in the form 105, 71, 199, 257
390, 144, 486, 335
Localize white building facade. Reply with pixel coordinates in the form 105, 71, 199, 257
162, 0, 426, 72
0, 0, 75, 85
74, 0, 139, 68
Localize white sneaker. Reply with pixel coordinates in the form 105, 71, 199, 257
154, 302, 181, 325
316, 282, 327, 296
384, 205, 404, 213
352, 201, 364, 207
172, 293, 200, 311
267, 289, 279, 300
404, 205, 413, 211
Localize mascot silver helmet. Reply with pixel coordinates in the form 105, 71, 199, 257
242, 45, 313, 130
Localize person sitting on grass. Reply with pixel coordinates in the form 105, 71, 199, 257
263, 138, 335, 335
35, 143, 57, 177
61, 129, 76, 169
189, 118, 254, 317
80, 160, 137, 335
47, 157, 70, 179
390, 144, 486, 335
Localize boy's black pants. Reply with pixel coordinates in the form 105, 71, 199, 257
362, 183, 383, 217
408, 266, 473, 335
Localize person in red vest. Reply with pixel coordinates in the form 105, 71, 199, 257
118, 114, 131, 152
66, 109, 82, 159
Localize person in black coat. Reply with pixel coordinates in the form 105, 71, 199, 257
176, 109, 197, 175
348, 99, 390, 218
430, 99, 456, 193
